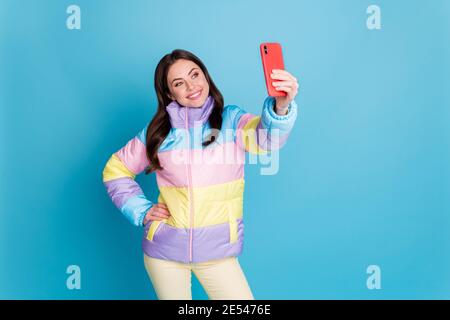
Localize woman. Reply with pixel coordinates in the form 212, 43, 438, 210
102, 49, 299, 299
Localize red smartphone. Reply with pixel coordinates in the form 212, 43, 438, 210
260, 42, 286, 97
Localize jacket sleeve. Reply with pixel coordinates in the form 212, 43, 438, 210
102, 125, 153, 227
233, 96, 298, 154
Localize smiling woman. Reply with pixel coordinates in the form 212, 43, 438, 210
146, 50, 227, 173
167, 63, 209, 107
102, 48, 299, 299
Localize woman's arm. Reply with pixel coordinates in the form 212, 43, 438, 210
234, 97, 298, 154
232, 69, 300, 154
102, 125, 153, 227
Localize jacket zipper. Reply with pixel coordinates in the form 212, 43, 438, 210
185, 107, 194, 263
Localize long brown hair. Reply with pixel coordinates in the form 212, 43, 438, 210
144, 49, 224, 174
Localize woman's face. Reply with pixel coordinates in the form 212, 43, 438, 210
166, 59, 210, 108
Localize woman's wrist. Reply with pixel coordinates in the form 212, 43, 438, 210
274, 102, 289, 115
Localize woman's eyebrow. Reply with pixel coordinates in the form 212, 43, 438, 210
171, 68, 198, 84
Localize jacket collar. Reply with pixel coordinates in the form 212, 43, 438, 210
166, 95, 215, 129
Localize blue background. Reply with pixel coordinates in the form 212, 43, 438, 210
1, 0, 449, 299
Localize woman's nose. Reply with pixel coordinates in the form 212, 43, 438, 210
185, 80, 194, 91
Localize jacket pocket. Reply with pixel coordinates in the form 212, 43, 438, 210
227, 203, 239, 244
229, 219, 238, 244
146, 220, 163, 242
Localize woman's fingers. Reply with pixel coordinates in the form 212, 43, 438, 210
270, 73, 293, 81
271, 69, 297, 81
154, 208, 170, 217
144, 203, 171, 222
272, 70, 300, 110
275, 86, 293, 93
272, 68, 295, 77
272, 80, 297, 88
271, 71, 299, 98
155, 204, 169, 213
148, 206, 171, 220
148, 214, 166, 221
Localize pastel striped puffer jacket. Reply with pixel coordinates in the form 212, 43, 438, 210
102, 95, 298, 263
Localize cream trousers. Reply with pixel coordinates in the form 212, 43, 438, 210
144, 254, 254, 300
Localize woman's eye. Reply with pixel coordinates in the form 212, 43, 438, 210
175, 82, 183, 87
192, 72, 198, 79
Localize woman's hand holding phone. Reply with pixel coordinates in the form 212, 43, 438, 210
260, 43, 299, 115
271, 69, 299, 114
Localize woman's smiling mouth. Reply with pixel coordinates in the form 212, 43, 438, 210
186, 89, 202, 100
